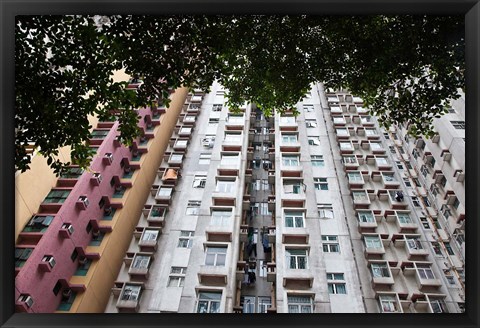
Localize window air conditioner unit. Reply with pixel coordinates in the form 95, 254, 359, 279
59, 223, 74, 238
103, 153, 114, 165
76, 196, 89, 210
42, 255, 56, 268
202, 137, 214, 148
18, 295, 34, 308
91, 172, 102, 186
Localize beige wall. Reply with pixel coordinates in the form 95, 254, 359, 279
71, 87, 188, 312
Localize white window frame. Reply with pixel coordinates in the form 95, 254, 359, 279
193, 175, 207, 188
322, 235, 340, 253
287, 295, 313, 313
286, 249, 308, 269
205, 246, 227, 266
177, 230, 194, 248
327, 273, 347, 294
284, 211, 305, 228
196, 292, 222, 313
282, 155, 300, 166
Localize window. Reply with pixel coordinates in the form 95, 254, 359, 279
205, 246, 227, 266
224, 132, 242, 143
74, 258, 92, 276
444, 242, 455, 255
193, 175, 207, 188
314, 178, 328, 190
287, 295, 313, 313
241, 296, 256, 313
439, 175, 447, 188
318, 204, 334, 219
339, 142, 353, 150
450, 121, 465, 129
342, 156, 356, 164
71, 249, 78, 262
327, 273, 347, 294
199, 153, 211, 165
370, 142, 382, 150
452, 197, 460, 209
258, 296, 271, 313
365, 128, 377, 136
121, 284, 141, 301
280, 116, 296, 124
89, 231, 105, 246
358, 211, 375, 223
353, 191, 368, 201
220, 153, 240, 166
15, 248, 33, 268
157, 186, 173, 197
196, 292, 221, 313
215, 179, 235, 193
23, 215, 54, 233
132, 255, 151, 269
90, 129, 109, 139
308, 137, 321, 146
336, 128, 349, 136
364, 235, 382, 249
43, 189, 70, 204
286, 249, 308, 269
347, 172, 362, 182
403, 178, 412, 187
406, 236, 423, 250
53, 281, 62, 296
303, 104, 314, 112
430, 299, 448, 313
211, 209, 232, 226
420, 216, 431, 229
284, 211, 304, 228
168, 267, 186, 287
141, 229, 159, 241
282, 134, 298, 143
411, 196, 421, 207
212, 104, 223, 111
375, 157, 389, 166
282, 155, 299, 166
178, 231, 194, 248
60, 167, 84, 179
395, 161, 404, 170
186, 200, 201, 215
322, 235, 340, 252
379, 295, 400, 313
305, 119, 317, 128
431, 242, 443, 256
397, 213, 413, 224
422, 196, 431, 207
311, 155, 325, 167
283, 180, 304, 194
416, 264, 435, 280
371, 263, 390, 278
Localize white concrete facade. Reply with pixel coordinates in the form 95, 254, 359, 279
105, 82, 465, 313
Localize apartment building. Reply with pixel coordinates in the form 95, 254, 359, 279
14, 86, 188, 313
15, 78, 465, 313
104, 81, 465, 314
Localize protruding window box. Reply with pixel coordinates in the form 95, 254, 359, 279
59, 223, 74, 239
339, 141, 354, 154
330, 105, 343, 115
182, 114, 197, 125
103, 153, 114, 165
335, 128, 350, 140
90, 173, 103, 186
282, 233, 309, 245
363, 234, 386, 259
128, 253, 154, 278
205, 225, 233, 243
387, 190, 408, 210
16, 294, 34, 312
173, 138, 189, 151
236, 261, 247, 281
155, 186, 174, 205
167, 153, 184, 168
381, 173, 400, 188
357, 210, 378, 232
39, 255, 56, 272
225, 114, 245, 128
76, 196, 89, 210
116, 283, 144, 313
332, 115, 346, 125
404, 236, 429, 259
178, 126, 193, 137
369, 261, 395, 288
283, 276, 314, 290
267, 227, 276, 244
137, 228, 161, 252
352, 190, 371, 209
347, 172, 364, 188
197, 267, 228, 286
267, 262, 276, 283
147, 205, 168, 227
395, 211, 418, 232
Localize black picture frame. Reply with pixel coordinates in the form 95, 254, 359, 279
1, 1, 479, 327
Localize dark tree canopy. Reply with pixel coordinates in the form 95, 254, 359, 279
15, 15, 465, 174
